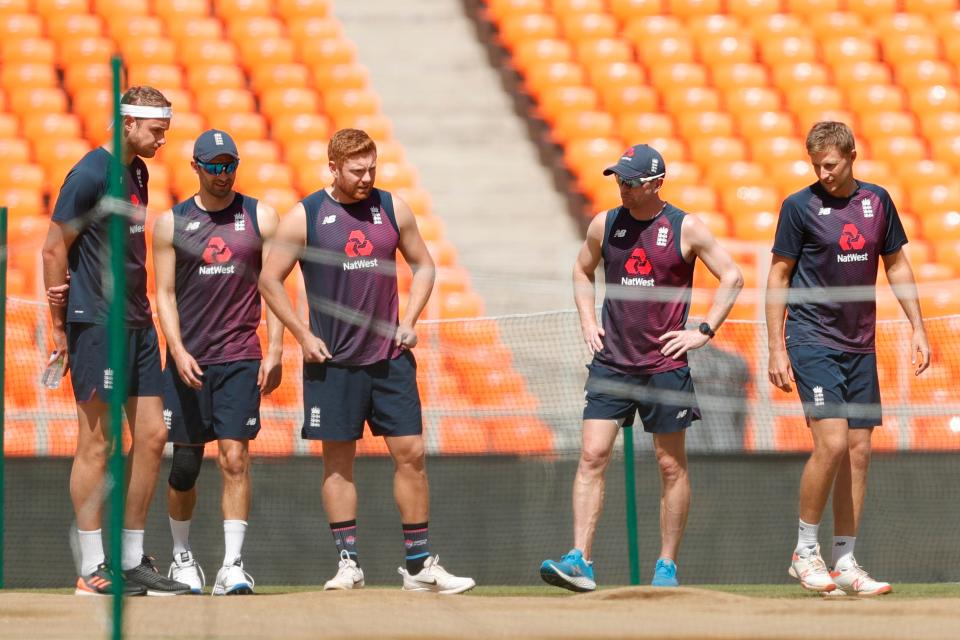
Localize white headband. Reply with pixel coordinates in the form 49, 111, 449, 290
120, 104, 173, 119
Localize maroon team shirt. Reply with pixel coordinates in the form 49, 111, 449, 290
299, 188, 402, 366
171, 193, 263, 365
595, 204, 695, 375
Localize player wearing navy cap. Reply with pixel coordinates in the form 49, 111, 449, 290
42, 86, 191, 596
540, 144, 743, 591
766, 121, 930, 596
153, 129, 282, 595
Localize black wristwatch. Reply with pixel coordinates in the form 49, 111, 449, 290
698, 322, 715, 339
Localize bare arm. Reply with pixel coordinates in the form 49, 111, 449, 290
393, 195, 436, 350
258, 203, 331, 362
660, 214, 744, 358
41, 221, 76, 372
573, 212, 606, 354
256, 201, 284, 393
883, 248, 930, 376
153, 210, 204, 389
765, 254, 797, 391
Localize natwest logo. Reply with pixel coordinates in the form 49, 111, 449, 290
202, 236, 232, 264
838, 224, 866, 251
624, 248, 652, 276
344, 230, 374, 257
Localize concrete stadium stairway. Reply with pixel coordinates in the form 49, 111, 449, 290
335, 0, 584, 315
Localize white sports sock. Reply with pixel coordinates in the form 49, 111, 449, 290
795, 519, 819, 553
832, 536, 856, 568
223, 520, 247, 566
121, 529, 144, 571
169, 517, 192, 556
78, 528, 105, 576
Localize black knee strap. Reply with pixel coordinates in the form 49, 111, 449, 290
168, 445, 204, 492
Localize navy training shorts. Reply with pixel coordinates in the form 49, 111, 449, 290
66, 322, 162, 403
787, 344, 881, 428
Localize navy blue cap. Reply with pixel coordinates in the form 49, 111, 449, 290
603, 144, 666, 180
193, 129, 239, 163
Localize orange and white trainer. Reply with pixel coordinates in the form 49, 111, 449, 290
829, 557, 892, 596
788, 544, 837, 593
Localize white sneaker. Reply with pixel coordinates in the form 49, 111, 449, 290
398, 555, 476, 595
788, 544, 837, 593
324, 550, 364, 590
829, 557, 892, 596
211, 558, 254, 596
167, 551, 205, 594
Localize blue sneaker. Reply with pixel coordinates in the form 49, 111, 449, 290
651, 558, 679, 587
540, 549, 596, 592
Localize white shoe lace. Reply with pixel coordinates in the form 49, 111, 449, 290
168, 553, 205, 588
798, 548, 829, 577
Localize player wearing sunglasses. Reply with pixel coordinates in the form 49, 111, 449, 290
152, 129, 283, 595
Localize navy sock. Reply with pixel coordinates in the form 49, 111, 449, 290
330, 519, 359, 567
403, 522, 430, 574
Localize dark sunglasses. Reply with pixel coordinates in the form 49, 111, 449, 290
195, 158, 239, 175
616, 173, 664, 188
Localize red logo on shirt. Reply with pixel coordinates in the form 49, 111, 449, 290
202, 236, 233, 263
345, 230, 374, 257
130, 194, 141, 206
625, 248, 653, 275
839, 224, 866, 251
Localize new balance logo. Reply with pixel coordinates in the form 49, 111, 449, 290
656, 226, 669, 247
185, 221, 201, 231
813, 386, 824, 407
322, 215, 336, 225
162, 409, 172, 429
234, 212, 245, 231
310, 407, 321, 428
676, 409, 688, 420
614, 229, 626, 238
103, 368, 114, 390
861, 199, 874, 218
818, 207, 831, 216
246, 417, 257, 426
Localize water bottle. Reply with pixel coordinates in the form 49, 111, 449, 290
41, 351, 65, 390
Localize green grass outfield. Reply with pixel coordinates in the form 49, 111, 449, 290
9, 583, 960, 598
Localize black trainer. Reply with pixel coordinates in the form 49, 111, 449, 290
76, 563, 147, 597
123, 556, 192, 596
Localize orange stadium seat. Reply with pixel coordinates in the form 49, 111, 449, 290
375, 161, 418, 191
663, 86, 720, 113
759, 35, 818, 65
538, 85, 599, 124
22, 113, 83, 141
617, 112, 674, 139
687, 14, 742, 38
486, 0, 546, 23
238, 37, 297, 70
524, 61, 586, 98
845, 0, 897, 18
551, 0, 606, 14
711, 62, 769, 90
195, 89, 256, 118
0, 14, 42, 39
322, 88, 380, 120
178, 40, 238, 68
847, 84, 906, 113
63, 63, 111, 95
120, 36, 176, 66
106, 15, 163, 43
225, 16, 284, 41
47, 15, 103, 41
585, 61, 645, 91
731, 209, 778, 240
0, 187, 44, 218
820, 34, 878, 62
689, 136, 747, 168
0, 163, 43, 192
648, 62, 708, 92
677, 111, 733, 139
609, 0, 663, 20
894, 60, 956, 87
497, 14, 559, 51
831, 61, 890, 86
726, 0, 781, 19
722, 184, 780, 214
166, 16, 224, 43
807, 11, 865, 32
251, 63, 312, 94
93, 0, 149, 16
58, 37, 114, 68
1, 63, 58, 91
746, 13, 805, 39
770, 61, 831, 92
271, 114, 331, 144
552, 110, 614, 144
662, 184, 718, 211
0, 113, 16, 138
666, 0, 722, 16
622, 15, 684, 40
859, 111, 917, 140
153, 0, 207, 20
921, 112, 960, 139
214, 0, 271, 18
215, 113, 269, 141
127, 64, 184, 91
769, 159, 815, 195
794, 108, 857, 134
882, 33, 942, 63
8, 87, 67, 117
785, 85, 844, 113
868, 135, 927, 165
749, 136, 806, 164
737, 111, 797, 138
564, 136, 623, 179
705, 160, 766, 189
1, 37, 55, 64
512, 38, 572, 72
696, 34, 757, 66
909, 184, 960, 214
297, 37, 357, 67
187, 64, 246, 93
559, 12, 618, 41
337, 113, 393, 140
724, 87, 781, 114
312, 63, 370, 92
633, 35, 695, 66
869, 12, 933, 36
908, 86, 960, 113
277, 0, 330, 20
574, 38, 633, 65
33, 0, 88, 16
259, 88, 322, 121
0, 0, 30, 11
287, 16, 343, 45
